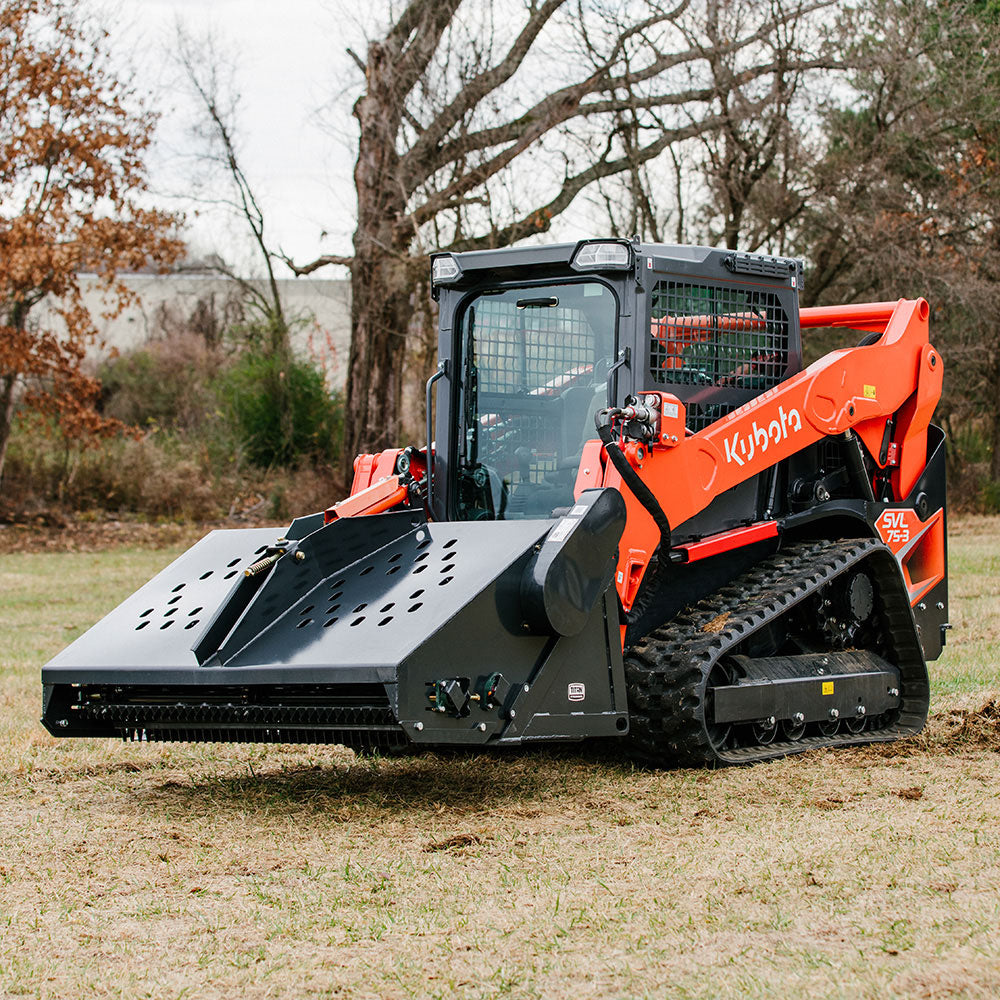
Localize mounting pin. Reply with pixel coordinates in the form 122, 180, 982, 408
414, 721, 424, 731
478, 722, 487, 732
792, 712, 805, 724
523, 684, 530, 693
856, 705, 866, 716
294, 551, 305, 562
829, 708, 840, 719
888, 687, 900, 698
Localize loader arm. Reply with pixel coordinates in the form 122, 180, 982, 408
595, 298, 943, 616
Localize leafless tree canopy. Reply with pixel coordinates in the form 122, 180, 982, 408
174, 29, 291, 349
302, 0, 836, 266
289, 0, 839, 471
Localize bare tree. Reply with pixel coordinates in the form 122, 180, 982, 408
174, 28, 306, 460
593, 0, 834, 251
689, 0, 826, 251
289, 0, 838, 475
175, 29, 291, 357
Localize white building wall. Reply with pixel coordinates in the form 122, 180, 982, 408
34, 273, 353, 389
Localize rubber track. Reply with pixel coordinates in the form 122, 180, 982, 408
624, 538, 929, 767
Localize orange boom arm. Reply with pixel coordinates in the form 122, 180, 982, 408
592, 298, 942, 612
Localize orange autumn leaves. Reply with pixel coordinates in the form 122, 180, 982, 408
0, 0, 183, 477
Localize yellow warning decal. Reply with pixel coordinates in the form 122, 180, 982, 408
822, 681, 834, 695
863, 384, 877, 399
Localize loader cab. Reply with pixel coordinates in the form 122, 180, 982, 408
429, 240, 803, 522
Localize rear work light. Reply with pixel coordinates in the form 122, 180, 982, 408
571, 240, 632, 270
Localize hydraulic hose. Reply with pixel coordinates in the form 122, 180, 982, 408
595, 406, 673, 631
595, 407, 672, 551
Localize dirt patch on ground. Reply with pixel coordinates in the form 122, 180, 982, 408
855, 698, 1000, 761
423, 832, 491, 853
924, 699, 1000, 751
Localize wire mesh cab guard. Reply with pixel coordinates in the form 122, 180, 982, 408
648, 277, 800, 433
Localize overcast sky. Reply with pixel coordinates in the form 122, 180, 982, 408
116, 1, 629, 278
124, 0, 362, 275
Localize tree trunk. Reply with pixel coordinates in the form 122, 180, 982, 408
990, 354, 1000, 485
724, 191, 745, 250
725, 217, 742, 251
989, 408, 1000, 485
343, 246, 417, 474
0, 374, 18, 488
342, 40, 422, 480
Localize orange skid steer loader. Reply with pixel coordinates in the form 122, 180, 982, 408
42, 240, 947, 766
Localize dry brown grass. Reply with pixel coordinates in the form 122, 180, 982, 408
1, 520, 999, 999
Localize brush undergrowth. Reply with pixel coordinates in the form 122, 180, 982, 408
2, 329, 345, 522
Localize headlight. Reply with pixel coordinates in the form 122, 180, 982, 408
571, 240, 632, 270
431, 254, 462, 285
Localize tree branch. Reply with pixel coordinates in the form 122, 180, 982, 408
346, 47, 366, 73
440, 114, 725, 253
401, 0, 566, 179
282, 253, 355, 277
404, 20, 839, 196
400, 48, 834, 235
386, 0, 465, 106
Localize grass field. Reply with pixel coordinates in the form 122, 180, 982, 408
2, 520, 1000, 999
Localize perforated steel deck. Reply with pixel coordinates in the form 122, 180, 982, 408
43, 513, 549, 686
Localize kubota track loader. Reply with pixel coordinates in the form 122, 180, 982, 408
42, 240, 948, 765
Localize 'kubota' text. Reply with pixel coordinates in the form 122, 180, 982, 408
724, 405, 803, 467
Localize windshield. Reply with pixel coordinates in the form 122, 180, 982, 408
455, 280, 617, 520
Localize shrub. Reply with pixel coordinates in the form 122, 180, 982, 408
979, 478, 1000, 514
216, 352, 343, 468
3, 310, 347, 520
99, 332, 226, 432
2, 414, 347, 522
2, 418, 224, 520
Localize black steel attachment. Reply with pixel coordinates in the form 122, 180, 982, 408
43, 505, 629, 748
520, 488, 626, 636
